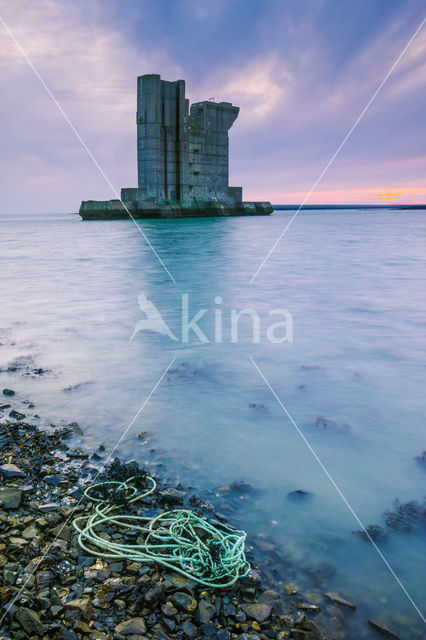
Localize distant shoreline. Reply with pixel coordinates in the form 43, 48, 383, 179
272, 204, 426, 210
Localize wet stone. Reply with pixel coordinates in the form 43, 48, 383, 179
2, 388, 15, 396
43, 474, 62, 486
161, 601, 178, 617
0, 463, 26, 478
0, 487, 23, 509
15, 607, 44, 636
9, 410, 25, 420
368, 619, 401, 638
170, 592, 198, 613
181, 620, 197, 638
64, 597, 93, 621
197, 598, 216, 623
115, 617, 147, 635
241, 603, 272, 623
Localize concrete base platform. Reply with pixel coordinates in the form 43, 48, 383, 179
79, 199, 273, 220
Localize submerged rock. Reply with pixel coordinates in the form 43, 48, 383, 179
353, 524, 387, 541
325, 591, 356, 609
368, 619, 401, 638
315, 415, 351, 434
2, 388, 15, 396
287, 489, 312, 500
9, 409, 25, 420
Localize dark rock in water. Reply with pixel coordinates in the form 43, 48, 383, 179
2, 388, 15, 396
299, 620, 325, 640
325, 591, 356, 610
287, 489, 311, 500
368, 619, 400, 638
15, 607, 44, 635
9, 409, 26, 420
63, 380, 94, 392
138, 430, 153, 440
353, 524, 387, 541
415, 450, 426, 466
383, 498, 425, 532
230, 480, 254, 493
114, 617, 146, 635
0, 487, 23, 509
248, 402, 266, 410
315, 415, 351, 434
0, 463, 26, 478
241, 603, 272, 622
302, 562, 336, 581
158, 488, 185, 505
0, 403, 11, 409
258, 589, 284, 613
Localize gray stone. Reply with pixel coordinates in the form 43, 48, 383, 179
2, 388, 15, 396
170, 592, 197, 613
15, 607, 44, 635
114, 617, 146, 635
161, 601, 178, 617
144, 582, 166, 606
197, 599, 216, 624
182, 621, 198, 638
0, 463, 25, 478
241, 602, 272, 623
258, 589, 284, 613
64, 598, 93, 621
0, 487, 23, 509
38, 502, 61, 512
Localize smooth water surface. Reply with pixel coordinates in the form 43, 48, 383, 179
0, 209, 425, 638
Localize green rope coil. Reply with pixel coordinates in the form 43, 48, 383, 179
72, 476, 250, 588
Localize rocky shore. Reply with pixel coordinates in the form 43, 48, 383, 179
0, 408, 329, 640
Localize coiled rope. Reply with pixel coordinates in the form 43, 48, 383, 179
72, 476, 250, 588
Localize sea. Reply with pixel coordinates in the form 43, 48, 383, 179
0, 208, 425, 639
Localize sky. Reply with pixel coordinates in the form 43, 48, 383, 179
0, 0, 425, 212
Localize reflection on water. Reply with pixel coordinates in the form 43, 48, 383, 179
0, 210, 425, 638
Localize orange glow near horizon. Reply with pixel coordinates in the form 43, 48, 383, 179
246, 187, 426, 205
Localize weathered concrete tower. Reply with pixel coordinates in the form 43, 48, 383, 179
79, 74, 272, 219
136, 74, 188, 203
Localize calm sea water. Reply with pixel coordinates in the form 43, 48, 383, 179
1, 209, 425, 638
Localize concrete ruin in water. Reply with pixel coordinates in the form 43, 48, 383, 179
79, 74, 273, 219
